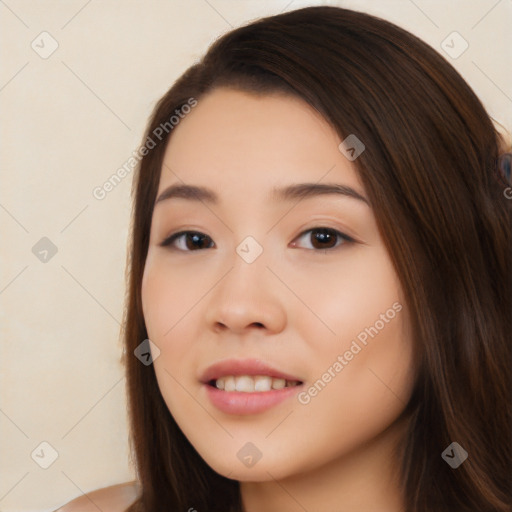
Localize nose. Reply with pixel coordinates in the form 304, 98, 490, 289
204, 248, 287, 337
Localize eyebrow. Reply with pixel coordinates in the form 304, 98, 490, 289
154, 182, 369, 207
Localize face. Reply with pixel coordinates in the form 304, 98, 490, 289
141, 87, 415, 481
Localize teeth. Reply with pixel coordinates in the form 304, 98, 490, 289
254, 376, 272, 392
271, 378, 285, 390
235, 375, 254, 392
224, 376, 235, 392
214, 375, 300, 392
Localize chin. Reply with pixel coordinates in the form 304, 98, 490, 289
188, 438, 294, 482
208, 458, 291, 482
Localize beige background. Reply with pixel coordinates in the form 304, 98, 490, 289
0, 1, 510, 510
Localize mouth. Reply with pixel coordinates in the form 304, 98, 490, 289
200, 358, 304, 415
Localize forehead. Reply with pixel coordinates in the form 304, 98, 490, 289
157, 87, 364, 201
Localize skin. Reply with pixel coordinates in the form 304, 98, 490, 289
141, 87, 416, 512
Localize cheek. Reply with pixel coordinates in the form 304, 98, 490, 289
292, 310, 415, 470
141, 255, 199, 341
141, 266, 193, 418
141, 257, 205, 388
292, 248, 414, 450
288, 244, 405, 347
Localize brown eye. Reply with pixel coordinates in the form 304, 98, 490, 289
291, 227, 353, 251
160, 231, 214, 251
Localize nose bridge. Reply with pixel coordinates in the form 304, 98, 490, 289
224, 207, 275, 281
205, 232, 285, 333
221, 233, 272, 303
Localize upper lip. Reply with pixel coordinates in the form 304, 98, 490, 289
200, 358, 303, 384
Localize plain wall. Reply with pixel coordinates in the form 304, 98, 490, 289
1, 1, 510, 510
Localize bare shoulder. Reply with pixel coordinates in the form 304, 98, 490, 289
53, 480, 140, 512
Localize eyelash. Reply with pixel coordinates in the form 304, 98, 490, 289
159, 227, 355, 252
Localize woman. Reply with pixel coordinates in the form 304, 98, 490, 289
58, 5, 511, 512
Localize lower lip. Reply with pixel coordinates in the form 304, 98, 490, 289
204, 383, 303, 415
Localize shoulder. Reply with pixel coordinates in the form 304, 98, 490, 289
53, 480, 140, 512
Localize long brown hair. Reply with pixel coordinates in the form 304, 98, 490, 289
121, 6, 512, 511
